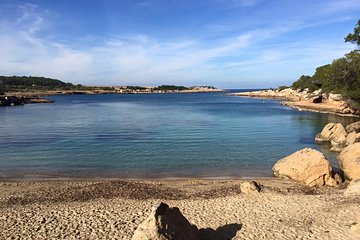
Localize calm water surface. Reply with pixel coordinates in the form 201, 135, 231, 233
0, 91, 356, 179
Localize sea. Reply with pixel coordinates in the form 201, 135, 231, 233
0, 90, 357, 179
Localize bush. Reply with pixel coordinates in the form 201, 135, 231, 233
277, 86, 288, 91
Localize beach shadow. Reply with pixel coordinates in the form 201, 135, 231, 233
199, 223, 242, 240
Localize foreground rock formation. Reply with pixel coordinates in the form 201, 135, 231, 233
338, 143, 360, 180
240, 181, 261, 194
272, 148, 339, 187
132, 202, 199, 240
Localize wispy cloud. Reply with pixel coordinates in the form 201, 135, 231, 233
322, 0, 360, 14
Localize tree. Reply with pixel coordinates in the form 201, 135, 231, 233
345, 19, 360, 48
291, 75, 318, 91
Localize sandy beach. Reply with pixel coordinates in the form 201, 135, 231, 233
1, 178, 359, 240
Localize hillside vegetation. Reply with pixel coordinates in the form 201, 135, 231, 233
0, 76, 75, 94
291, 20, 360, 105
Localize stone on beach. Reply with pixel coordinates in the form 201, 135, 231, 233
344, 179, 360, 196
338, 143, 360, 180
272, 148, 339, 187
131, 202, 200, 240
240, 181, 261, 194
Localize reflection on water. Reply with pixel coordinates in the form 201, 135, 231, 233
0, 92, 358, 179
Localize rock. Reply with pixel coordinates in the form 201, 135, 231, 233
131, 202, 200, 240
315, 123, 347, 147
344, 179, 360, 196
338, 143, 360, 180
346, 131, 360, 146
346, 121, 360, 133
328, 93, 343, 101
351, 223, 360, 237
240, 181, 261, 194
342, 108, 351, 114
272, 148, 338, 187
330, 140, 346, 152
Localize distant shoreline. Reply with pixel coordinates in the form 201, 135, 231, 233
1, 87, 224, 106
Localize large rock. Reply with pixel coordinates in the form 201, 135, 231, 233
132, 202, 200, 240
329, 93, 343, 101
272, 148, 338, 187
240, 181, 261, 194
346, 131, 360, 146
346, 121, 360, 133
338, 143, 360, 180
344, 179, 360, 196
315, 123, 347, 144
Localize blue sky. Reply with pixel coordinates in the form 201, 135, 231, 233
0, 0, 359, 88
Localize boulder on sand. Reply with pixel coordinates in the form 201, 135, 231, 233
272, 148, 339, 187
132, 202, 200, 240
240, 181, 261, 194
338, 143, 360, 180
344, 179, 360, 196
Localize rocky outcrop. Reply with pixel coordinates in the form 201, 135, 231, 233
132, 202, 200, 240
338, 143, 360, 180
272, 148, 340, 187
346, 121, 360, 133
344, 179, 360, 196
315, 123, 347, 152
240, 181, 261, 194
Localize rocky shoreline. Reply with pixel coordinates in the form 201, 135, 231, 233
0, 87, 224, 107
231, 88, 360, 117
0, 96, 54, 106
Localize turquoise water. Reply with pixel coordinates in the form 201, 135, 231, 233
0, 91, 356, 179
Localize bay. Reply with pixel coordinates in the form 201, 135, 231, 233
0, 90, 356, 179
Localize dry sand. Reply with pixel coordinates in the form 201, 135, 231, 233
0, 178, 359, 240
